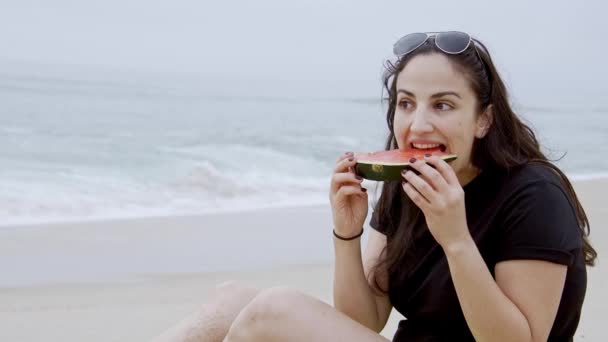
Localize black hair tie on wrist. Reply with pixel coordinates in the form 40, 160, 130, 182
333, 228, 364, 241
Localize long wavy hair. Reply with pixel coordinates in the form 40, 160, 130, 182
370, 36, 597, 295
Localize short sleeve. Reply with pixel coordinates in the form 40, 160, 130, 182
369, 209, 387, 235
495, 180, 583, 266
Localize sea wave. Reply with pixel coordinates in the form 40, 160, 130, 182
2, 169, 606, 227
0, 152, 333, 227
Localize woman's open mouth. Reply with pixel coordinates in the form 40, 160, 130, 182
410, 143, 447, 152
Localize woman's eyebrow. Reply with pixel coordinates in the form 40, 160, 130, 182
396, 89, 461, 99
431, 91, 461, 99
397, 89, 415, 97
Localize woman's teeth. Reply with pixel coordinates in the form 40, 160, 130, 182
412, 143, 441, 149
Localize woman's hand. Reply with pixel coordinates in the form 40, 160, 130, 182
401, 155, 471, 249
329, 152, 368, 238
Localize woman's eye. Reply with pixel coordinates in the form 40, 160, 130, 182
398, 100, 413, 109
436, 102, 453, 111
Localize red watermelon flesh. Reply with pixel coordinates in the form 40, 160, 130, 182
353, 148, 458, 181
355, 148, 451, 164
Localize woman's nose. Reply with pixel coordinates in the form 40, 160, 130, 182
409, 109, 434, 133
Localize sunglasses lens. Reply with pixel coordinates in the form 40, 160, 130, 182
435, 31, 471, 54
393, 32, 428, 56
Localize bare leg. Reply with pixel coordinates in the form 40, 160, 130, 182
151, 281, 260, 342
223, 287, 390, 342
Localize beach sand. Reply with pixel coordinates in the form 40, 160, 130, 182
1, 179, 606, 341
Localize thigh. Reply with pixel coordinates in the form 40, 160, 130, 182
226, 287, 391, 342
152, 281, 261, 342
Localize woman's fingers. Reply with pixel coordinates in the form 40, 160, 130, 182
335, 151, 354, 163
402, 181, 430, 211
331, 171, 363, 194
401, 156, 463, 215
335, 184, 367, 198
408, 158, 450, 192
423, 155, 459, 186
330, 152, 362, 194
333, 154, 357, 174
402, 169, 438, 204
333, 172, 363, 185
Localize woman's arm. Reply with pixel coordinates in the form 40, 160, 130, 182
329, 152, 392, 332
333, 228, 393, 333
444, 237, 566, 342
402, 156, 568, 342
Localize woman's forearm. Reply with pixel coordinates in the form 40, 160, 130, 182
444, 236, 533, 342
333, 235, 382, 332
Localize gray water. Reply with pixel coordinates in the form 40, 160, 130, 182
1, 63, 607, 225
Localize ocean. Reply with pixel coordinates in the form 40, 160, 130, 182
1, 63, 607, 226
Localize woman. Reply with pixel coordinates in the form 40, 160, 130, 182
153, 31, 596, 342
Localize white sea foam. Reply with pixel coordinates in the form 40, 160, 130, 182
1, 65, 607, 226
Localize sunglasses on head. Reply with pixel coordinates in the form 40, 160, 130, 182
393, 31, 475, 57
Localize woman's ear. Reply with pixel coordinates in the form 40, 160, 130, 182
475, 104, 493, 138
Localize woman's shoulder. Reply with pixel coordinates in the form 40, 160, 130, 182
484, 162, 574, 212
502, 161, 567, 191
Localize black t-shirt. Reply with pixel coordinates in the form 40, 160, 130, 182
370, 163, 587, 342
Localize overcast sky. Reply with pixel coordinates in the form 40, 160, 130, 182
1, 0, 606, 102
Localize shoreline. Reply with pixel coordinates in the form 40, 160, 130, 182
0, 202, 331, 229
3, 173, 608, 229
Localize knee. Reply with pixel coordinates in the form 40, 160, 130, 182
244, 286, 302, 319
211, 281, 258, 299
224, 286, 303, 341
205, 281, 260, 316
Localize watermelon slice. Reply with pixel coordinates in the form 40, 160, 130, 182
354, 148, 457, 181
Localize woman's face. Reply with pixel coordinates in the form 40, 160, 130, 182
393, 52, 491, 185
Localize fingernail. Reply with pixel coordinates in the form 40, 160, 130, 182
346, 151, 353, 155
409, 157, 416, 163
424, 154, 431, 158
361, 187, 367, 192
355, 175, 363, 180
401, 169, 407, 175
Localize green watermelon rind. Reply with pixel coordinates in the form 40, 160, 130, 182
355, 155, 457, 181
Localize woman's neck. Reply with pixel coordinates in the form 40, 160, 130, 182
458, 165, 481, 187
